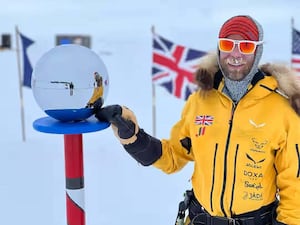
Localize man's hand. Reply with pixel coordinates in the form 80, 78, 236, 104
94, 103, 162, 166
94, 104, 139, 145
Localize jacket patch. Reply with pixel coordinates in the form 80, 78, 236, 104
194, 115, 214, 137
245, 153, 265, 169
195, 115, 214, 125
250, 138, 268, 153
249, 119, 266, 128
243, 152, 265, 201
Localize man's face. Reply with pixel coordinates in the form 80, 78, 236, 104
219, 34, 256, 81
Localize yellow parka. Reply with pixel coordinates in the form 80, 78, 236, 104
153, 56, 300, 225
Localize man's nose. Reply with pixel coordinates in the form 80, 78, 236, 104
230, 44, 242, 57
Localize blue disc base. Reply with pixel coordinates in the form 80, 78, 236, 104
33, 116, 110, 134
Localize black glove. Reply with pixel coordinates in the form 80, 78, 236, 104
95, 104, 137, 140
92, 97, 105, 110
94, 104, 162, 166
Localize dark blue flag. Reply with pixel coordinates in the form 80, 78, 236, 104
19, 33, 34, 88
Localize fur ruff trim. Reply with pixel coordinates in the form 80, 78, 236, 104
194, 52, 300, 115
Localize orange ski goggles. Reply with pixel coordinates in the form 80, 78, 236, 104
218, 38, 263, 54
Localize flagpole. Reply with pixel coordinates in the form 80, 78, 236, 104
15, 25, 26, 142
151, 25, 156, 137
152, 83, 156, 137
291, 17, 294, 69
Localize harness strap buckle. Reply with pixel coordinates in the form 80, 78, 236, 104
210, 216, 240, 225
228, 218, 237, 225
192, 214, 239, 225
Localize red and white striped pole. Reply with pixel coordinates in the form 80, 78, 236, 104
64, 134, 85, 225
33, 116, 109, 225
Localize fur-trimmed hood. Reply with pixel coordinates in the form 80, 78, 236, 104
194, 52, 300, 115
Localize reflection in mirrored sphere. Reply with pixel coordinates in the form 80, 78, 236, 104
32, 44, 109, 122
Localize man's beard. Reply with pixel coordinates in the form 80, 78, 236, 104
220, 57, 251, 81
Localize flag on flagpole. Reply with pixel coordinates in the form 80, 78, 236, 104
291, 27, 300, 74
19, 32, 34, 88
152, 33, 206, 100
15, 27, 35, 142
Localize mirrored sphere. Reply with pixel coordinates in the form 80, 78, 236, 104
32, 44, 109, 122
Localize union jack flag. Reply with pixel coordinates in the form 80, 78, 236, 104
152, 33, 206, 100
292, 27, 300, 74
195, 115, 214, 126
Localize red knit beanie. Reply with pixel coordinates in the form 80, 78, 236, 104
219, 15, 259, 41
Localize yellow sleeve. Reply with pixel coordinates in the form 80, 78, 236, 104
153, 96, 194, 174
275, 110, 300, 224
